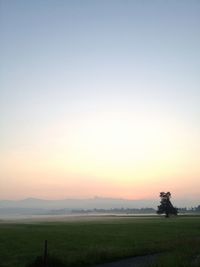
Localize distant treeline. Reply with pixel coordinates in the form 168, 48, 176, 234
71, 208, 156, 214
178, 205, 200, 213
1, 205, 199, 217
71, 205, 200, 214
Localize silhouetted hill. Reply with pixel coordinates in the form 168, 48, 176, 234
0, 197, 158, 209
0, 197, 199, 211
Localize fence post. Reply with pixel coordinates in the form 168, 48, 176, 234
44, 240, 48, 267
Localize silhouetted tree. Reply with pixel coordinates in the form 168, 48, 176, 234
157, 192, 178, 218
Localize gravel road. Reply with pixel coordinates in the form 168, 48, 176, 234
94, 253, 160, 267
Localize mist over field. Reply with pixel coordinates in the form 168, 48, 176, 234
0, 196, 199, 220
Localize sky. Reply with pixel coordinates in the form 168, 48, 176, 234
0, 0, 200, 205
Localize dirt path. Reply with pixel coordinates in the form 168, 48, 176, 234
94, 253, 160, 267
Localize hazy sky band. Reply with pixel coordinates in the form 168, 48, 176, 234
0, 1, 200, 205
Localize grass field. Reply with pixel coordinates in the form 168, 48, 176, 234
0, 216, 200, 267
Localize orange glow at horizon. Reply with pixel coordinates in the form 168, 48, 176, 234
1, 112, 199, 201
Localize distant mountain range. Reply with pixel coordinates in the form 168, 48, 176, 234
0, 197, 198, 211
0, 197, 158, 210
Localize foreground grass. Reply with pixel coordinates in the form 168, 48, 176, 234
0, 216, 200, 267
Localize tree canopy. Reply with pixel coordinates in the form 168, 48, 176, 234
157, 192, 178, 218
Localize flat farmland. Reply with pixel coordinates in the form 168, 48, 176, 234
0, 216, 200, 267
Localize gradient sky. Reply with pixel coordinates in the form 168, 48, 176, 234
0, 0, 200, 205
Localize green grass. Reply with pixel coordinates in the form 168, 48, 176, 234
0, 216, 200, 267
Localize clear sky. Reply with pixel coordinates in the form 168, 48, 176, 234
0, 0, 200, 205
